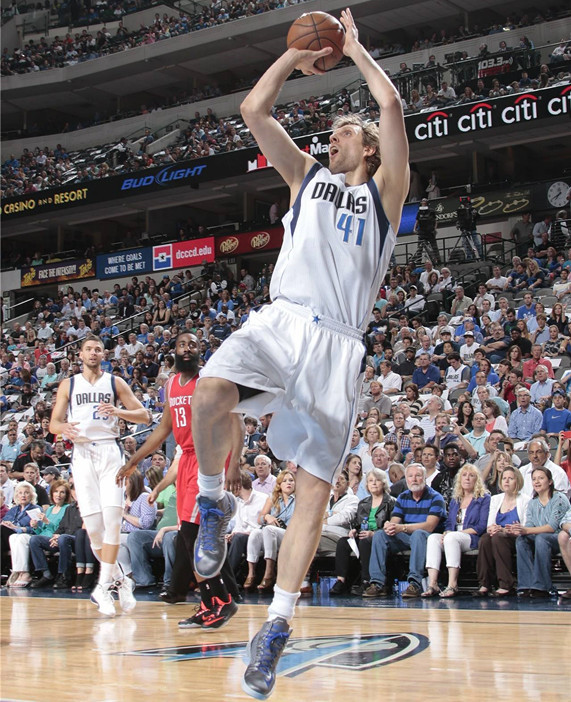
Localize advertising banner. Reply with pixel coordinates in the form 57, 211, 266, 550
406, 84, 571, 143
2, 86, 569, 220
21, 258, 95, 287
152, 237, 216, 271
96, 247, 153, 279
216, 227, 284, 257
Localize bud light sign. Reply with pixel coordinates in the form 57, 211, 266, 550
121, 164, 207, 191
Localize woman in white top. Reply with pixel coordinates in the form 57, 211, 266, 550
474, 467, 530, 597
482, 399, 508, 435
359, 424, 384, 475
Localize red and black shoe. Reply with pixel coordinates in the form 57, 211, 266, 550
200, 595, 238, 630
178, 600, 211, 629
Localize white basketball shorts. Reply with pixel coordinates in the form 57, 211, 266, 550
199, 299, 366, 484
71, 440, 124, 516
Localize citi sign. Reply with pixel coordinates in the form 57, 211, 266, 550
414, 111, 451, 140
412, 92, 558, 141
547, 85, 571, 115
500, 93, 538, 123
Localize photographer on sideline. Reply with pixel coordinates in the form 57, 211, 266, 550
456, 196, 482, 261
414, 198, 441, 264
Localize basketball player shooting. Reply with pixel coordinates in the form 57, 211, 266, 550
191, 9, 409, 698
116, 332, 244, 629
50, 334, 152, 617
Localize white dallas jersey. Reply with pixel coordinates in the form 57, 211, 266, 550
68, 372, 119, 443
445, 363, 468, 389
271, 164, 396, 330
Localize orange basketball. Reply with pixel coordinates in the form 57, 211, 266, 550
286, 11, 345, 72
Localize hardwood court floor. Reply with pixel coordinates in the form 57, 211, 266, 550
1, 593, 569, 702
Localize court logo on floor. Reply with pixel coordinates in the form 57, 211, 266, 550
122, 633, 429, 676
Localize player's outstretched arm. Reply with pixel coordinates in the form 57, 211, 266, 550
240, 47, 331, 195
116, 398, 173, 485
340, 8, 409, 230
49, 379, 80, 441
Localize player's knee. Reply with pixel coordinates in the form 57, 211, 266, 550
193, 378, 238, 418
90, 532, 104, 551
102, 507, 122, 545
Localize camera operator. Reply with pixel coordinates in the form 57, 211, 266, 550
456, 197, 483, 261
414, 198, 441, 264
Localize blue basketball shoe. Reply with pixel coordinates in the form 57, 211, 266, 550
241, 617, 291, 700
194, 491, 237, 579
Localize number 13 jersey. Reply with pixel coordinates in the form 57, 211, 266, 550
167, 373, 197, 453
270, 163, 396, 331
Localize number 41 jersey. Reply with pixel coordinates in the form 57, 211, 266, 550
270, 163, 396, 331
167, 373, 198, 453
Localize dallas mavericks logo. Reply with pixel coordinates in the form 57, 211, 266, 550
119, 633, 428, 675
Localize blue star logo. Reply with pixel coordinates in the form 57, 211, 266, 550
313, 315, 320, 324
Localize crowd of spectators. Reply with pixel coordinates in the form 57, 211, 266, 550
1, 0, 151, 25
3, 49, 571, 202
2, 3, 569, 140
1, 0, 313, 77
2, 225, 571, 597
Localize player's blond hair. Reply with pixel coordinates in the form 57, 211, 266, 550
331, 114, 381, 176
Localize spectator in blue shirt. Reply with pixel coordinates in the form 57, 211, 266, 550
0, 428, 23, 464
508, 388, 543, 441
211, 314, 232, 341
530, 365, 555, 406
136, 323, 150, 344
363, 463, 446, 599
478, 324, 511, 364
467, 357, 500, 387
541, 389, 571, 436
100, 316, 119, 350
517, 292, 536, 321
412, 353, 441, 393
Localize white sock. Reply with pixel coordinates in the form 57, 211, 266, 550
198, 471, 225, 500
113, 563, 123, 581
267, 585, 300, 624
98, 561, 116, 587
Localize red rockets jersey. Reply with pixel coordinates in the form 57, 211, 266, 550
167, 373, 197, 452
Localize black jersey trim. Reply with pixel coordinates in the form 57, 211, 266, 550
68, 376, 75, 414
290, 162, 323, 237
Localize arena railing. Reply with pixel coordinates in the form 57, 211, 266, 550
393, 230, 512, 270
48, 271, 210, 368
2, 297, 35, 322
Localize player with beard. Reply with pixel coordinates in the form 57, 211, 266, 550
117, 333, 243, 628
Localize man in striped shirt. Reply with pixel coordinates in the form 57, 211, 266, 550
363, 463, 446, 598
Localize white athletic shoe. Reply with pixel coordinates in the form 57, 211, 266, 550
91, 583, 116, 617
115, 575, 137, 613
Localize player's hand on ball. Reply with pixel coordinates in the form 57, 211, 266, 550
116, 462, 136, 485
340, 8, 359, 56
292, 46, 333, 75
